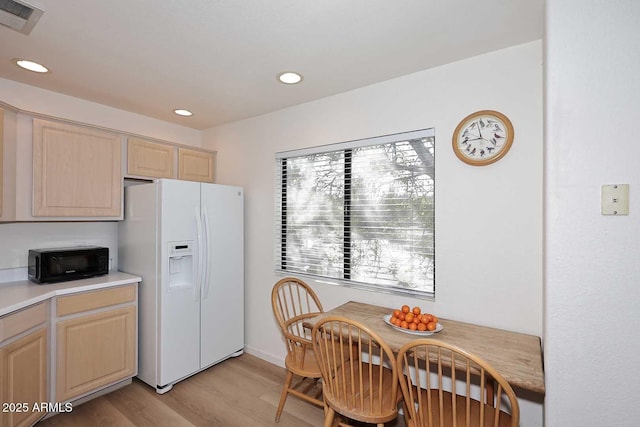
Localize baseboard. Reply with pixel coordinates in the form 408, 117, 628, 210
243, 344, 285, 368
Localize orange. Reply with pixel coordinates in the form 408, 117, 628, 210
405, 313, 414, 323
401, 305, 410, 314
426, 321, 437, 331
421, 314, 432, 324
413, 316, 420, 324
390, 317, 398, 326
400, 320, 409, 329
417, 323, 427, 331
398, 312, 406, 321
408, 322, 418, 331
412, 306, 421, 315
393, 309, 401, 318
431, 315, 439, 324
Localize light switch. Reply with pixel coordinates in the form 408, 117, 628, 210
601, 184, 629, 215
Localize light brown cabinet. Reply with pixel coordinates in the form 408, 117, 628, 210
55, 285, 136, 402
0, 102, 219, 222
127, 137, 175, 179
0, 108, 4, 217
0, 330, 47, 427
0, 303, 48, 427
32, 119, 122, 218
125, 138, 218, 183
178, 147, 215, 183
0, 106, 17, 222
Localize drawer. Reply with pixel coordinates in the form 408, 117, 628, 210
57, 284, 136, 317
0, 301, 47, 343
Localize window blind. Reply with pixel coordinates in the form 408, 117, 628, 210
275, 128, 435, 296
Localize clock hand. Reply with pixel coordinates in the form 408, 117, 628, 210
476, 121, 484, 140
461, 136, 483, 146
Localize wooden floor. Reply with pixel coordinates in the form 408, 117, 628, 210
36, 353, 406, 427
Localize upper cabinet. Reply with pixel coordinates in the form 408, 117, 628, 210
178, 147, 215, 183
125, 138, 217, 183
32, 119, 123, 218
0, 101, 218, 222
0, 109, 4, 217
0, 107, 17, 223
127, 137, 175, 179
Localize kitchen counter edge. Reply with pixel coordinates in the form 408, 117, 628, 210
0, 271, 142, 317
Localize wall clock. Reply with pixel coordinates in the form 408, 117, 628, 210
452, 110, 514, 166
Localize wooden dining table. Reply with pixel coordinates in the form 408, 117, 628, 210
303, 301, 545, 395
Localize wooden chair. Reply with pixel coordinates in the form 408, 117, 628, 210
271, 277, 325, 422
396, 339, 520, 427
312, 315, 400, 427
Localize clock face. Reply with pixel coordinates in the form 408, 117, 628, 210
452, 110, 514, 166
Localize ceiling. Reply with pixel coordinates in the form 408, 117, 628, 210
0, 0, 543, 130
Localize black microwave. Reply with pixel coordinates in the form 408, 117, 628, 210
28, 246, 109, 284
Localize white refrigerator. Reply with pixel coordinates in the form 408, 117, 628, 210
118, 179, 243, 393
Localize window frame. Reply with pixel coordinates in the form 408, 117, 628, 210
275, 128, 435, 298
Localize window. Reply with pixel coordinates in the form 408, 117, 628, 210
275, 129, 435, 296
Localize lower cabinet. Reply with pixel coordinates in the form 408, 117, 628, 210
56, 307, 135, 401
0, 278, 138, 426
54, 284, 137, 402
0, 304, 48, 427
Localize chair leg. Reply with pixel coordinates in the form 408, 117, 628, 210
323, 406, 336, 427
275, 371, 294, 422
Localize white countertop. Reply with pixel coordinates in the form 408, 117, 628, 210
0, 272, 141, 317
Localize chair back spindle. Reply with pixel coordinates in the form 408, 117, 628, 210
312, 315, 399, 426
396, 339, 520, 427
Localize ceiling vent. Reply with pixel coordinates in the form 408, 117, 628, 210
0, 0, 44, 35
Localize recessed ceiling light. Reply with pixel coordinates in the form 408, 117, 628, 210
15, 59, 49, 73
174, 109, 193, 117
277, 71, 303, 85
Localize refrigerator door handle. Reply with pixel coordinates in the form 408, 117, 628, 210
194, 207, 204, 302
202, 208, 211, 299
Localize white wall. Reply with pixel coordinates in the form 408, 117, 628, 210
205, 41, 543, 425
545, 1, 640, 425
0, 78, 203, 277
0, 222, 117, 277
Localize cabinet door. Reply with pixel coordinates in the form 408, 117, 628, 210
56, 306, 135, 402
127, 137, 175, 179
178, 147, 215, 183
0, 108, 4, 217
0, 328, 47, 427
32, 119, 122, 217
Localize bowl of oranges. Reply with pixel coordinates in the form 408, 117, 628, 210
383, 305, 443, 336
